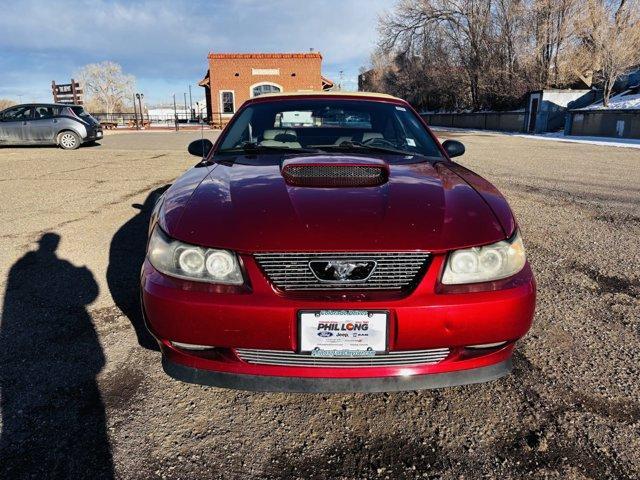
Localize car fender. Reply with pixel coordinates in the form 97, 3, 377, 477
56, 117, 88, 140
445, 162, 517, 237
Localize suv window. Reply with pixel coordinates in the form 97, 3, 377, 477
34, 105, 59, 119
3, 106, 33, 121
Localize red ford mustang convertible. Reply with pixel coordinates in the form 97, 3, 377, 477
141, 92, 535, 392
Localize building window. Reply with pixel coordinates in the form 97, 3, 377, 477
252, 83, 282, 97
220, 91, 234, 114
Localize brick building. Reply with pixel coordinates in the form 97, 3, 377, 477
199, 52, 333, 125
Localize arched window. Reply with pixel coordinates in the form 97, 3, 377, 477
251, 83, 282, 97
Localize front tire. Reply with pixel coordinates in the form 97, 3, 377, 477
57, 131, 81, 150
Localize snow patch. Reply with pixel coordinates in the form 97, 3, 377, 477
430, 126, 640, 149
520, 132, 640, 149
583, 91, 640, 110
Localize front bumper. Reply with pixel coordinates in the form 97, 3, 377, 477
162, 356, 512, 393
141, 253, 535, 391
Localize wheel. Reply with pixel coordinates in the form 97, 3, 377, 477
57, 131, 81, 150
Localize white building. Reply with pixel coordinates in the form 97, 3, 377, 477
148, 100, 208, 122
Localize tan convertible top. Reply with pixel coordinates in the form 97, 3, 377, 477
251, 91, 404, 102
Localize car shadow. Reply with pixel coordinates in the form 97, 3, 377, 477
0, 144, 59, 149
0, 142, 101, 149
107, 185, 170, 351
0, 233, 114, 479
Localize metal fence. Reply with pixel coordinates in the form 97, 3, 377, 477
421, 107, 640, 139
566, 109, 640, 139
90, 112, 230, 129
420, 112, 527, 132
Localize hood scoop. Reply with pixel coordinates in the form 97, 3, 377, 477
281, 155, 389, 187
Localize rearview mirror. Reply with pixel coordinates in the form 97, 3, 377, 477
442, 139, 465, 158
188, 138, 213, 158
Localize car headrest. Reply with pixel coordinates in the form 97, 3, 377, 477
263, 129, 297, 142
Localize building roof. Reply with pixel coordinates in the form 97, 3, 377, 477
198, 69, 210, 87
208, 52, 322, 60
321, 76, 334, 89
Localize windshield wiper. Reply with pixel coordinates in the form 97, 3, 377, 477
218, 142, 321, 154
315, 141, 418, 156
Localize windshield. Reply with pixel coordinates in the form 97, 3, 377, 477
216, 99, 443, 160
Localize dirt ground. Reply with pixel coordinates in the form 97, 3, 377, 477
0, 130, 638, 480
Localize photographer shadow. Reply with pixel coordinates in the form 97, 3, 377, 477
0, 233, 113, 479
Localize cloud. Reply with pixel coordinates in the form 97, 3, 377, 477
0, 0, 393, 103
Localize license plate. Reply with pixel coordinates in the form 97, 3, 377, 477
299, 310, 388, 355
96, 131, 103, 137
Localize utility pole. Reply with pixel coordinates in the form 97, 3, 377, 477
136, 93, 144, 129
183, 93, 188, 123
133, 93, 139, 129
173, 93, 178, 131
188, 85, 193, 121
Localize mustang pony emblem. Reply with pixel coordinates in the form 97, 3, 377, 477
308, 260, 377, 282
326, 261, 368, 280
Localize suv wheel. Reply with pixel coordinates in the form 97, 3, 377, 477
57, 131, 81, 150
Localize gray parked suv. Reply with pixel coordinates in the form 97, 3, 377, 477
0, 103, 103, 149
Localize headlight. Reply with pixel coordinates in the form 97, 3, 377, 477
147, 226, 243, 284
441, 230, 526, 285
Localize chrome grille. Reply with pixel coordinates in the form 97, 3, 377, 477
235, 348, 450, 367
254, 252, 430, 291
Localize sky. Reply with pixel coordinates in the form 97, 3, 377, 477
0, 0, 394, 106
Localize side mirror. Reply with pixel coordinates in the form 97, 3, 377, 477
442, 139, 465, 158
188, 138, 213, 158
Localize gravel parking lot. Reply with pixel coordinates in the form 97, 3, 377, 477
0, 130, 638, 479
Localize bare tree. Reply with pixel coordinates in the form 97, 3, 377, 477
379, 0, 495, 110
494, 0, 523, 80
574, 0, 640, 106
75, 61, 135, 118
0, 99, 16, 111
360, 50, 396, 93
375, 0, 639, 111
530, 0, 578, 87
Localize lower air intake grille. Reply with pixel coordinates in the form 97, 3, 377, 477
254, 252, 430, 291
235, 348, 450, 367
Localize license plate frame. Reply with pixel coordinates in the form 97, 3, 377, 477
298, 310, 389, 355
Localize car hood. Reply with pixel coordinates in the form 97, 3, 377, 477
162, 154, 511, 253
